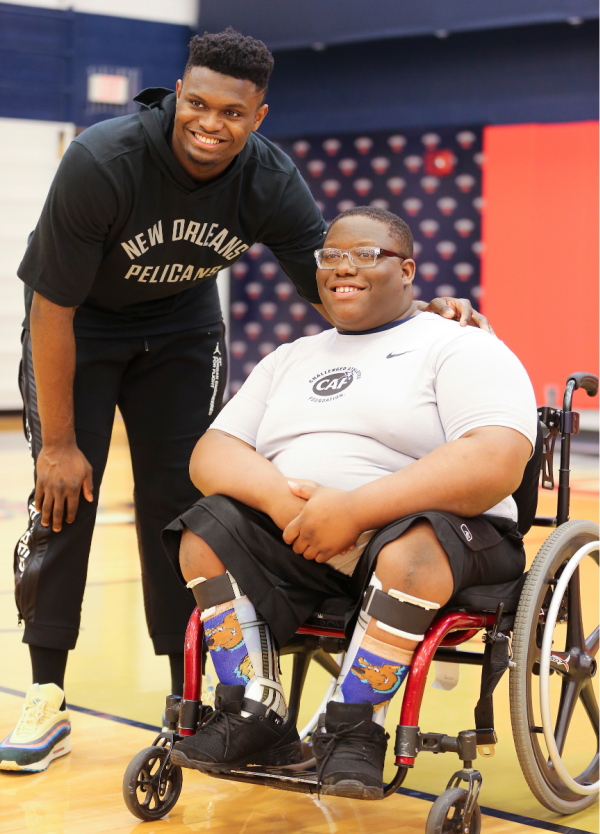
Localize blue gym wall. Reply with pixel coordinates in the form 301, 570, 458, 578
0, 2, 191, 125
228, 126, 484, 392
260, 21, 599, 138
0, 4, 597, 131
199, 0, 599, 50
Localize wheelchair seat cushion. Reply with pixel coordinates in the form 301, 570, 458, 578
442, 573, 527, 614
303, 596, 349, 630
302, 574, 527, 633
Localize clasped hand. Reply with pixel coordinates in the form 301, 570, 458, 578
282, 481, 362, 562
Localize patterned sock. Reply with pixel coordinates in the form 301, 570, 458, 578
203, 578, 287, 719
331, 633, 413, 727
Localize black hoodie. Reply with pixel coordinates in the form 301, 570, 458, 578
18, 88, 327, 337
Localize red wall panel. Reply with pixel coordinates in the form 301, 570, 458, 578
481, 122, 599, 409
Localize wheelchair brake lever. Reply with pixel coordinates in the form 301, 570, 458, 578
485, 603, 504, 644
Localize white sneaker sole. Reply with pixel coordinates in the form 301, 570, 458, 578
0, 735, 71, 772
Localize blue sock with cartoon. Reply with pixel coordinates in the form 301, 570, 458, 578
331, 633, 413, 726
203, 583, 287, 719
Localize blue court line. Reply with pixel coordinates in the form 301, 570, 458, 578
395, 787, 594, 834
0, 685, 160, 734
0, 685, 594, 834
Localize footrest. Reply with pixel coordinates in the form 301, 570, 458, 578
210, 766, 319, 795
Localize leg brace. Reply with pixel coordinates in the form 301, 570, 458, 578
361, 577, 440, 642
187, 573, 287, 717
187, 572, 243, 620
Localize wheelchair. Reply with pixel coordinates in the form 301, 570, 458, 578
123, 372, 599, 833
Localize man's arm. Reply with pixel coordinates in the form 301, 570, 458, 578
30, 292, 93, 532
261, 167, 327, 308
283, 425, 531, 561
190, 429, 311, 530
18, 141, 119, 309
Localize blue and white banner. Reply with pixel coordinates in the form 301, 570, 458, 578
229, 125, 482, 393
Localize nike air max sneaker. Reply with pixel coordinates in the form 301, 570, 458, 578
0, 683, 71, 772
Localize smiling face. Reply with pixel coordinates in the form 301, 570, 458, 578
317, 215, 417, 331
172, 66, 268, 181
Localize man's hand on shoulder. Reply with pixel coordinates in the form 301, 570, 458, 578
282, 482, 362, 562
35, 442, 94, 532
416, 297, 495, 334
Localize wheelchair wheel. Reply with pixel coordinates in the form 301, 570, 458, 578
123, 745, 183, 821
510, 519, 599, 814
425, 787, 482, 834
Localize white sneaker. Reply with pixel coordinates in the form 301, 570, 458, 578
0, 683, 71, 771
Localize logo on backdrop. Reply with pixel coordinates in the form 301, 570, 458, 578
309, 366, 361, 401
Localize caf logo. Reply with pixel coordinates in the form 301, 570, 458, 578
312, 371, 355, 397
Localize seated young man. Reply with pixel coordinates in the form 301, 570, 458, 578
162, 206, 537, 799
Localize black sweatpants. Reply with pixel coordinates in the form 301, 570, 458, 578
14, 324, 226, 654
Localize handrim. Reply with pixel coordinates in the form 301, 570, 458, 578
510, 519, 599, 814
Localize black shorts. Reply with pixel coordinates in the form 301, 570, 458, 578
162, 495, 525, 648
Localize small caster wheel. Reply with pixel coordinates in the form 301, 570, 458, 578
123, 745, 183, 821
426, 787, 482, 834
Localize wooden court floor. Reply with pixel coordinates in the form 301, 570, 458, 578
0, 414, 598, 834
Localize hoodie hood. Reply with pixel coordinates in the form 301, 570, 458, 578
18, 82, 324, 337
134, 86, 253, 197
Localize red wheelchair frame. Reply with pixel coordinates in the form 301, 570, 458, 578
123, 372, 598, 830
181, 607, 495, 766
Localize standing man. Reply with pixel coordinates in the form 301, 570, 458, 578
1, 28, 487, 772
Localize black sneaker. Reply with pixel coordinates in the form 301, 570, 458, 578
170, 684, 302, 773
313, 701, 388, 800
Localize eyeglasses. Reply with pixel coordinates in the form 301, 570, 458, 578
314, 246, 406, 269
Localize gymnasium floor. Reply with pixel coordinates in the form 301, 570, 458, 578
0, 413, 597, 834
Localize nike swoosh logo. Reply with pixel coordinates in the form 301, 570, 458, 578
386, 350, 416, 359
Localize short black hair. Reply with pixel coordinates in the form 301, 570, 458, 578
327, 206, 414, 258
186, 28, 274, 95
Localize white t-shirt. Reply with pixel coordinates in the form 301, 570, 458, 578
213, 312, 538, 547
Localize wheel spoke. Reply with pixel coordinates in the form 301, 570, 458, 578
160, 768, 174, 798
566, 567, 585, 651
548, 652, 571, 677
580, 681, 600, 740
553, 679, 582, 757
139, 783, 155, 808
585, 626, 599, 658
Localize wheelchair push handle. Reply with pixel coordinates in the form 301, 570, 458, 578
564, 372, 598, 411
553, 371, 598, 526
567, 372, 599, 397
